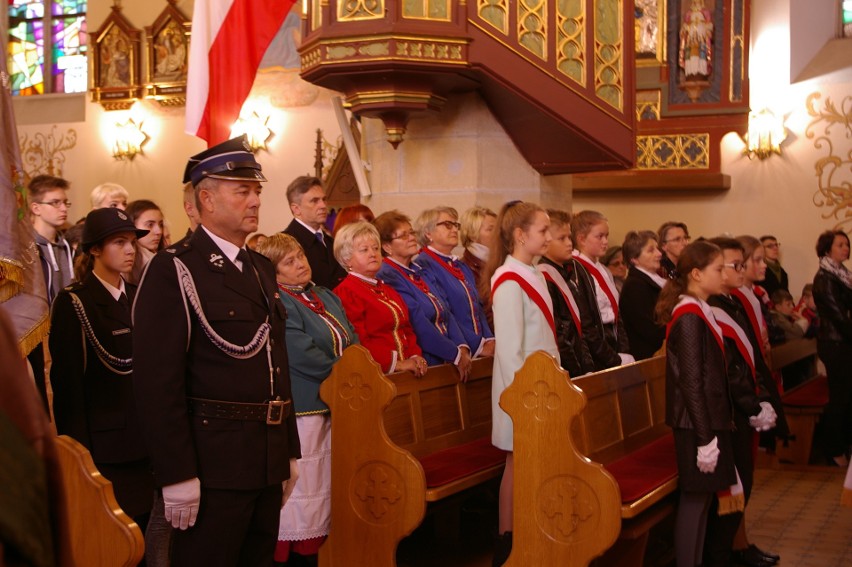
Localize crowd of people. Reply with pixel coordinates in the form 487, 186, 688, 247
27, 135, 852, 567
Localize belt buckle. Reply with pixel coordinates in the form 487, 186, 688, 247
266, 399, 285, 425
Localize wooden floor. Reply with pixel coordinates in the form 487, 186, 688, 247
394, 465, 852, 567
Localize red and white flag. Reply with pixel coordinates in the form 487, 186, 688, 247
186, 0, 295, 146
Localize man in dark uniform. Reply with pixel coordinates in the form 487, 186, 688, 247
132, 136, 300, 566
282, 176, 347, 289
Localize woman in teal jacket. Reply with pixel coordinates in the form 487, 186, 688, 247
257, 233, 359, 565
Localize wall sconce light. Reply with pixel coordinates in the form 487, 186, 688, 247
743, 108, 787, 160
231, 111, 273, 153
112, 118, 149, 160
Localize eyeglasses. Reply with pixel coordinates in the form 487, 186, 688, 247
665, 236, 691, 244
723, 262, 746, 272
391, 230, 417, 240
435, 221, 461, 230
37, 199, 72, 209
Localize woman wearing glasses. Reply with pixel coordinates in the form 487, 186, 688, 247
375, 211, 472, 380
415, 207, 496, 359
657, 221, 691, 280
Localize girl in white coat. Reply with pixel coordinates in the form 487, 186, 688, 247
485, 201, 560, 566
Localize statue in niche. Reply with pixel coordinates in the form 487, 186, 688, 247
635, 0, 659, 57
677, 0, 714, 101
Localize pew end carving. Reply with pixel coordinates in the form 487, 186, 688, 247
54, 434, 144, 567
319, 345, 427, 567
500, 351, 622, 566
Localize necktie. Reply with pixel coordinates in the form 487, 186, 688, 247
237, 248, 255, 282
117, 292, 130, 311
315, 231, 326, 247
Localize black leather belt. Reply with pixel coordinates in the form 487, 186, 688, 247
188, 397, 291, 425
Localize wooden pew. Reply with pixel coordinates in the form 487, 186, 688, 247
319, 345, 504, 567
769, 337, 824, 465
502, 352, 676, 567
54, 434, 145, 566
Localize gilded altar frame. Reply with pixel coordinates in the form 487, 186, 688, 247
90, 5, 143, 111
145, 0, 191, 106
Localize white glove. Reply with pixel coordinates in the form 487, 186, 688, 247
697, 436, 720, 474
162, 477, 201, 530
749, 401, 778, 432
618, 353, 636, 366
282, 458, 300, 507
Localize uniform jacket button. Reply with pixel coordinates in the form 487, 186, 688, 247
276, 367, 281, 375
228, 310, 235, 317
202, 419, 209, 426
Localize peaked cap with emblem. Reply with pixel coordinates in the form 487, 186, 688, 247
82, 207, 149, 252
183, 134, 268, 187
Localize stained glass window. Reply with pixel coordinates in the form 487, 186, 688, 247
843, 0, 852, 38
8, 0, 87, 96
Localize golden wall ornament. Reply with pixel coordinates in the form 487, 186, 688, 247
556, 0, 586, 85
338, 0, 385, 21
636, 91, 661, 120
636, 133, 709, 169
518, 0, 548, 59
594, 0, 623, 110
18, 126, 78, 183
145, 0, 191, 106
806, 92, 852, 230
478, 0, 510, 35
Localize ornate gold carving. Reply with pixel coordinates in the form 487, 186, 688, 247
729, 0, 744, 102
636, 91, 661, 120
522, 380, 562, 421
478, 0, 509, 35
312, 0, 323, 30
19, 126, 78, 181
302, 48, 322, 69
556, 0, 586, 85
636, 134, 709, 169
403, 0, 451, 21
537, 476, 598, 541
806, 92, 852, 230
518, 0, 548, 59
396, 41, 464, 60
359, 42, 390, 56
351, 462, 404, 523
594, 0, 623, 110
340, 373, 373, 410
327, 45, 358, 60
338, 0, 384, 21
345, 90, 447, 108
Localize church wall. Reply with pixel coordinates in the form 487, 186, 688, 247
573, 0, 852, 298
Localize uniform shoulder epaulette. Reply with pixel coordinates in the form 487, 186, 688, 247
64, 281, 83, 292
167, 240, 193, 255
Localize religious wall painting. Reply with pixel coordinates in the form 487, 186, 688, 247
145, 0, 191, 106
90, 5, 142, 110
666, 0, 723, 105
635, 0, 665, 65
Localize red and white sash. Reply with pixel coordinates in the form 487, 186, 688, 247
572, 251, 620, 322
538, 262, 583, 338
491, 262, 556, 340
731, 286, 766, 353
711, 306, 756, 381
666, 296, 724, 354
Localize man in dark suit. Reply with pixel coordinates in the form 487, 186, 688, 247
282, 176, 347, 289
133, 136, 301, 566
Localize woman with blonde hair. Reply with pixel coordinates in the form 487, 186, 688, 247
256, 233, 359, 565
484, 201, 559, 566
90, 182, 129, 210
333, 221, 427, 376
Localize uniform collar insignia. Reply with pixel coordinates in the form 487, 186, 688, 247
209, 253, 225, 268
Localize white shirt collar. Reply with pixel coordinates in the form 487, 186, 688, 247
93, 272, 126, 301
349, 270, 379, 285
636, 266, 669, 288
201, 225, 244, 268
427, 245, 458, 262
295, 218, 324, 238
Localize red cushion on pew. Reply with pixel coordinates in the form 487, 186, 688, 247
781, 375, 828, 407
604, 434, 678, 504
418, 437, 506, 488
